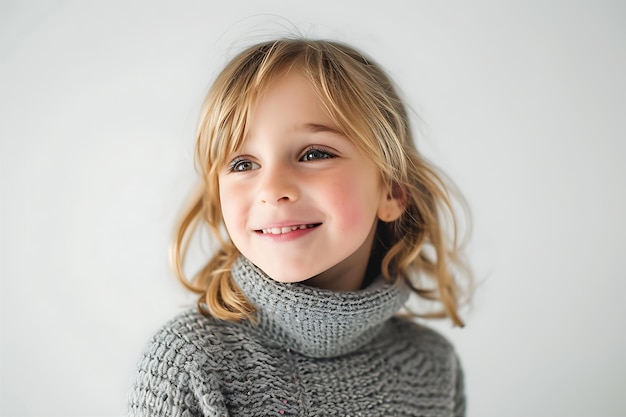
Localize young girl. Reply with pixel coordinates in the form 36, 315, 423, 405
129, 38, 471, 417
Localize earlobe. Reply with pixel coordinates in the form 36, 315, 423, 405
377, 188, 405, 223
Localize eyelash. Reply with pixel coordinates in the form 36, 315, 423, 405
227, 146, 336, 173
300, 146, 336, 161
227, 158, 257, 173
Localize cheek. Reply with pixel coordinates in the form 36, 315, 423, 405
218, 181, 243, 232
327, 178, 380, 232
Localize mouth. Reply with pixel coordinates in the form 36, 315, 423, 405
257, 223, 321, 235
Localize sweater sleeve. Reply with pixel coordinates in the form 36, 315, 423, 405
127, 327, 227, 417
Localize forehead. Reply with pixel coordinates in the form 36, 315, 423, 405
246, 70, 340, 136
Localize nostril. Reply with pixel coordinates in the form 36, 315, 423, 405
261, 195, 291, 204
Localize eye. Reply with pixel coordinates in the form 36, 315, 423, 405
228, 158, 260, 172
300, 147, 336, 162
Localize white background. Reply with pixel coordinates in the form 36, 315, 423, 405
2, 1, 625, 416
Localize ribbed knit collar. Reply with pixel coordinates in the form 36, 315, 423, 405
231, 256, 410, 358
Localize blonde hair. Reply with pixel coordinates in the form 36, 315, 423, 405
171, 38, 472, 327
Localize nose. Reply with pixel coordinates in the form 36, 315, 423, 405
258, 164, 299, 205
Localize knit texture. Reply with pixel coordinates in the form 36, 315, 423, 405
128, 257, 466, 417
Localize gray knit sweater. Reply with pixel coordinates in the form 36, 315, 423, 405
128, 257, 465, 416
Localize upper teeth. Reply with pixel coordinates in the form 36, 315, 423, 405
261, 225, 312, 235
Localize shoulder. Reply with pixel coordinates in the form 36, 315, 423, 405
128, 309, 237, 416
132, 308, 227, 383
145, 308, 241, 360
154, 308, 222, 342
382, 317, 465, 414
385, 316, 461, 369
389, 317, 466, 416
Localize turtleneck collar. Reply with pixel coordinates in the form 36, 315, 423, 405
231, 256, 410, 358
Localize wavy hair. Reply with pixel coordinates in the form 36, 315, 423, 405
171, 38, 472, 326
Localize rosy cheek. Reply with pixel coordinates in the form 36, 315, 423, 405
328, 182, 370, 232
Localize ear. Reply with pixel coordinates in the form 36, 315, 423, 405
377, 184, 405, 223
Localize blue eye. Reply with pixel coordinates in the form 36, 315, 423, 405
228, 158, 259, 172
300, 147, 335, 162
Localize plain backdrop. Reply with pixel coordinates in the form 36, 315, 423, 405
1, 1, 625, 416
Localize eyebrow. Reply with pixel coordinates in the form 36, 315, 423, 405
301, 123, 343, 135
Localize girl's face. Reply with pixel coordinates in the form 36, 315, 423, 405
218, 70, 402, 291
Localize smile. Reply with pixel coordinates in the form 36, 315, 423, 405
259, 224, 320, 235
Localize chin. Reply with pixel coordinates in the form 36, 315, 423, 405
256, 262, 320, 284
